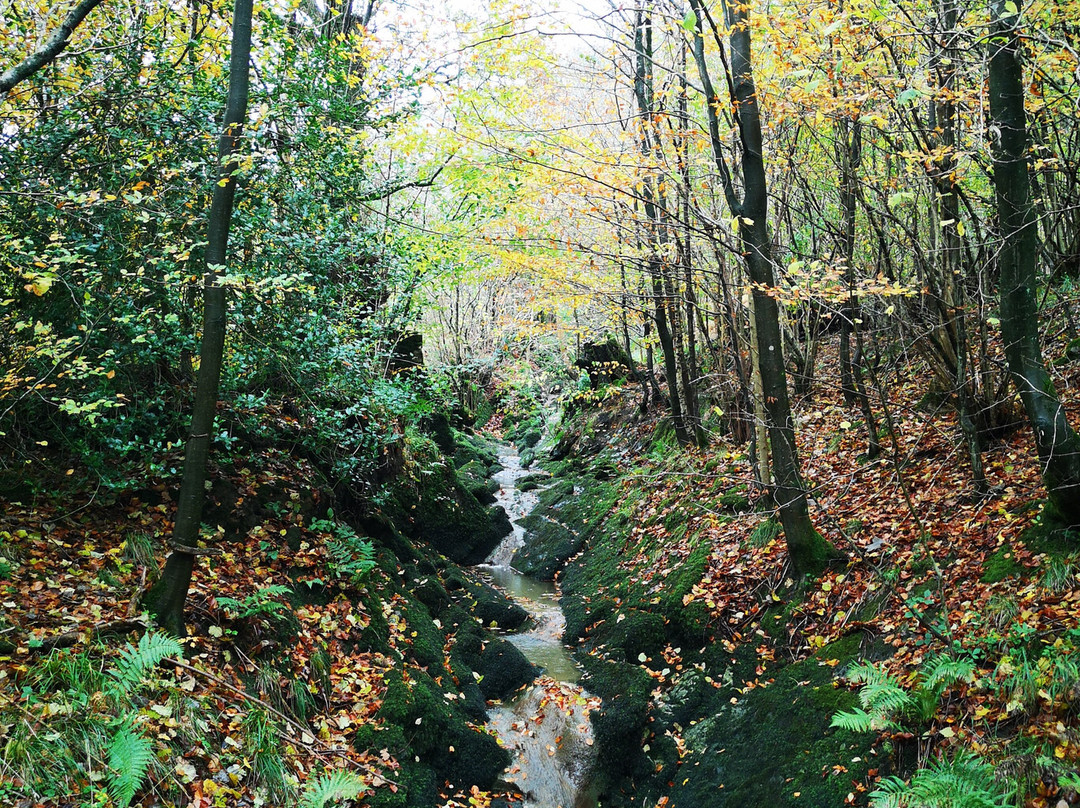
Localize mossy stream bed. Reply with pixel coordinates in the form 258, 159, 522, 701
477, 451, 599, 808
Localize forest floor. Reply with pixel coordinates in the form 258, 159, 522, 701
2, 345, 1080, 807
534, 346, 1080, 807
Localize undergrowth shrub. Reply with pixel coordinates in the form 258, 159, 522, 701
871, 750, 1012, 808
310, 509, 376, 584
0, 630, 182, 806
832, 654, 975, 734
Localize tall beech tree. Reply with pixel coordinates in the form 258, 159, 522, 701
686, 0, 833, 576
146, 0, 254, 635
988, 0, 1080, 526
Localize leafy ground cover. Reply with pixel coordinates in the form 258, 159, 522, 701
531, 351, 1080, 808
0, 416, 545, 808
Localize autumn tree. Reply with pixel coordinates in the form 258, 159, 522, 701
146, 0, 254, 635
988, 0, 1080, 526
685, 0, 834, 575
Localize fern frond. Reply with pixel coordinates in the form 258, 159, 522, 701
830, 708, 877, 733
869, 776, 908, 808
110, 630, 182, 689
861, 681, 913, 716
846, 661, 892, 688
107, 726, 153, 808
870, 751, 1012, 808
299, 770, 367, 808
922, 654, 975, 694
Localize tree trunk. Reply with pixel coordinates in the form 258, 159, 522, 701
0, 0, 105, 97
989, 0, 1080, 525
634, 8, 690, 446
688, 0, 832, 575
145, 0, 254, 635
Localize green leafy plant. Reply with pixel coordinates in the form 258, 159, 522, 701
0, 630, 181, 805
243, 708, 290, 801
107, 726, 154, 808
311, 510, 376, 584
870, 750, 1012, 808
832, 654, 975, 733
299, 770, 368, 808
216, 585, 292, 620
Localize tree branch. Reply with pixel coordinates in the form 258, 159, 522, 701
0, 0, 106, 97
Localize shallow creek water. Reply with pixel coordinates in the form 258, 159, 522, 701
475, 453, 598, 808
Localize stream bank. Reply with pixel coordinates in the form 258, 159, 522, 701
510, 400, 882, 807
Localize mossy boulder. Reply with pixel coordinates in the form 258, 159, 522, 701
423, 411, 456, 456
514, 475, 618, 581
452, 430, 502, 473
603, 609, 667, 664
375, 667, 510, 794
659, 636, 876, 808
456, 460, 500, 505
449, 613, 536, 701
581, 656, 653, 781
469, 580, 530, 631
575, 337, 634, 389
384, 462, 510, 565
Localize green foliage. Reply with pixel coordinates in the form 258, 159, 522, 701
0, 630, 181, 804
870, 751, 1012, 808
107, 726, 154, 808
832, 654, 974, 733
311, 511, 376, 584
109, 631, 183, 697
749, 515, 783, 548
216, 585, 292, 620
243, 708, 290, 801
299, 770, 368, 808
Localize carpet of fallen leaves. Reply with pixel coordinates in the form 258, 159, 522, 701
584, 352, 1080, 806
0, 440, 517, 808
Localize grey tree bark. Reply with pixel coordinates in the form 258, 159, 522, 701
146, 0, 255, 635
687, 0, 834, 575
0, 0, 106, 96
989, 0, 1080, 526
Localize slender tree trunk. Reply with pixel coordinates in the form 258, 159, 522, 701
747, 291, 771, 487
989, 0, 1080, 525
837, 119, 881, 458
689, 0, 832, 575
634, 8, 689, 445
146, 0, 254, 635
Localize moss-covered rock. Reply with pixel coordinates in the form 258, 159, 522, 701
376, 667, 510, 796
382, 462, 510, 565
604, 609, 667, 664
452, 430, 502, 473
661, 637, 876, 808
457, 460, 500, 505
514, 475, 618, 581
469, 580, 530, 631
581, 656, 653, 781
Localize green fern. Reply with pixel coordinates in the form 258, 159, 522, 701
216, 584, 292, 619
871, 751, 1012, 807
110, 630, 183, 691
833, 656, 974, 735
832, 661, 912, 732
299, 770, 368, 808
107, 726, 153, 808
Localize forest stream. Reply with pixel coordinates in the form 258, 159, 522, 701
476, 452, 598, 808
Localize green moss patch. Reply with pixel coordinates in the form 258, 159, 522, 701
662, 636, 876, 808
